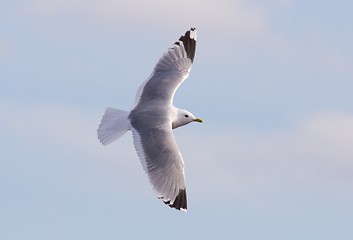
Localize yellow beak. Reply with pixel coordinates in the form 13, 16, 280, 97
194, 118, 203, 123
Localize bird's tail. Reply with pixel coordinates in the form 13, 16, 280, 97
97, 108, 130, 145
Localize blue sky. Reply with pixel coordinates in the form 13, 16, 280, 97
1, 0, 353, 239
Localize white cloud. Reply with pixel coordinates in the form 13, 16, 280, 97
2, 100, 352, 204
0, 101, 94, 148
0, 100, 147, 197
18, 0, 268, 39
0, 100, 131, 177
178, 111, 353, 201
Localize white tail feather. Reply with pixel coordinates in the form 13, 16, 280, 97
97, 108, 130, 145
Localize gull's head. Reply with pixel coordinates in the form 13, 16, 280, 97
172, 108, 203, 129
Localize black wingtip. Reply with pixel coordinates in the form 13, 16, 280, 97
178, 28, 197, 62
162, 189, 187, 211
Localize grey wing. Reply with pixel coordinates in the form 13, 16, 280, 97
133, 28, 197, 107
131, 125, 187, 211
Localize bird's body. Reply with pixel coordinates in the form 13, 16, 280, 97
97, 28, 201, 211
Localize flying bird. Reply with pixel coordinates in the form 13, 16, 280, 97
97, 28, 202, 211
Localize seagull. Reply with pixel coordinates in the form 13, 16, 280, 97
97, 28, 202, 211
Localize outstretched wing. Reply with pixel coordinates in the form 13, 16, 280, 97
133, 28, 197, 108
131, 124, 187, 211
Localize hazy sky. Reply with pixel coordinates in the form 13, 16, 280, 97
1, 0, 353, 239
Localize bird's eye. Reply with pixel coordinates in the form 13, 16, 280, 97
185, 114, 189, 118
